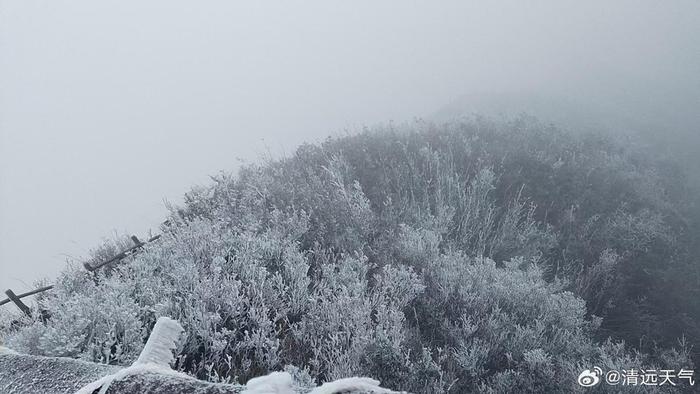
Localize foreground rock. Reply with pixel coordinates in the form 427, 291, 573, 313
0, 352, 246, 393
0, 352, 121, 394
0, 318, 398, 394
0, 352, 396, 394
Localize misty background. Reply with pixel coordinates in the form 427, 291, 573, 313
1, 0, 699, 295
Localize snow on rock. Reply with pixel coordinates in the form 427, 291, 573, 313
1, 352, 246, 394
74, 363, 193, 394
1, 352, 402, 394
309, 377, 402, 394
74, 317, 187, 394
103, 372, 246, 393
241, 372, 403, 394
0, 345, 18, 355
242, 371, 295, 394
2, 316, 402, 394
0, 352, 120, 394
136, 317, 184, 366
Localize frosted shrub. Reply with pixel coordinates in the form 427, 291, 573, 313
7, 268, 143, 364
3, 119, 697, 392
410, 254, 670, 392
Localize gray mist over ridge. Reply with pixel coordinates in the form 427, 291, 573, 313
1, 0, 699, 296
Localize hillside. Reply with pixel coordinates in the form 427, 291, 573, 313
2, 117, 698, 392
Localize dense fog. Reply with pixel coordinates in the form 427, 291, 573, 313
2, 2, 700, 393
1, 0, 698, 338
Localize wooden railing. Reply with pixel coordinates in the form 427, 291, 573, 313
0, 286, 54, 316
82, 234, 161, 271
1, 233, 162, 316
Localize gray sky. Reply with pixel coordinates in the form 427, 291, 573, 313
1, 1, 699, 297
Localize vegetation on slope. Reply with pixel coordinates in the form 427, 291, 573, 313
2, 117, 698, 392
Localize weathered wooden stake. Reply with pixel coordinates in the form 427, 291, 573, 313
0, 285, 54, 307
4, 289, 32, 317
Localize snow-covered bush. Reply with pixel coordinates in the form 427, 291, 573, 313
2, 118, 697, 392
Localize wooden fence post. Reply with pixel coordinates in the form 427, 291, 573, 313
0, 285, 54, 307
4, 289, 32, 317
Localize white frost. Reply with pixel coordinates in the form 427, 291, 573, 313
309, 377, 400, 394
72, 316, 399, 394
242, 371, 295, 394
74, 317, 186, 394
136, 316, 184, 366
0, 346, 18, 355
74, 363, 189, 394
